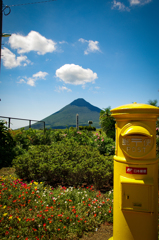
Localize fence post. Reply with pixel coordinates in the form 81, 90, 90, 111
8, 118, 11, 128
44, 121, 45, 134
29, 120, 31, 129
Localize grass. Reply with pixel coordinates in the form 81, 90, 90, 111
0, 168, 113, 240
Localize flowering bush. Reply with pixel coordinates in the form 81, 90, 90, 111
0, 175, 113, 239
92, 133, 115, 156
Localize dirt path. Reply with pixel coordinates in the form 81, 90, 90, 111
80, 222, 113, 240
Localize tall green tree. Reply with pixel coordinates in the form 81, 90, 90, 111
0, 121, 16, 168
147, 100, 159, 127
99, 107, 115, 140
147, 99, 158, 107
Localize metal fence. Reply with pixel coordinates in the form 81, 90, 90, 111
0, 116, 45, 132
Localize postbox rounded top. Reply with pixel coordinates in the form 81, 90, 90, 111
111, 102, 159, 117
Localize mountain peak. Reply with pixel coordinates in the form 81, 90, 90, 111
70, 98, 101, 113
70, 98, 90, 107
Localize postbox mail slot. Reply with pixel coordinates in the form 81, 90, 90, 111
120, 176, 154, 213
120, 122, 154, 158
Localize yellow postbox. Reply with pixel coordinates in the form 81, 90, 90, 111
109, 102, 159, 240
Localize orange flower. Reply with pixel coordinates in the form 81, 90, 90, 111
58, 228, 60, 231
108, 210, 111, 213
94, 214, 97, 217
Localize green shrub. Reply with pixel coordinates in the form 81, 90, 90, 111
13, 128, 31, 150
79, 126, 96, 131
91, 133, 115, 156
0, 121, 16, 168
13, 139, 113, 190
66, 129, 92, 146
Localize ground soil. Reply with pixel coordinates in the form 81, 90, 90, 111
80, 222, 113, 240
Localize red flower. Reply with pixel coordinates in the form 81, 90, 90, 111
43, 223, 46, 227
108, 210, 111, 213
94, 214, 97, 217
76, 215, 78, 218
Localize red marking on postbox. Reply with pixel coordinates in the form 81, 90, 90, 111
126, 167, 147, 175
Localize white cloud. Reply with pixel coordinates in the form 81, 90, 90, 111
33, 71, 48, 79
55, 64, 98, 86
129, 0, 152, 5
1, 47, 30, 69
111, 1, 130, 11
9, 31, 56, 55
78, 38, 101, 55
59, 41, 68, 44
55, 86, 72, 92
17, 71, 48, 87
17, 79, 26, 84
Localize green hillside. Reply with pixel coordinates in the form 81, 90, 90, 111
32, 98, 102, 129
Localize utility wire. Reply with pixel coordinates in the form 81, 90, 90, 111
8, 0, 56, 7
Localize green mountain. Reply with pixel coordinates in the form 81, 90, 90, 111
33, 98, 102, 129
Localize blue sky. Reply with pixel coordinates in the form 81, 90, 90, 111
0, 0, 159, 128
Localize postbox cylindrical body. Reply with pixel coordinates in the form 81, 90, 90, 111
109, 103, 159, 240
